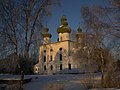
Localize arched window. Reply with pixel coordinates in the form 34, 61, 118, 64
51, 65, 53, 70
44, 65, 46, 71
44, 50, 46, 53
35, 68, 38, 71
44, 56, 46, 62
50, 55, 52, 61
59, 48, 62, 61
50, 49, 53, 61
59, 48, 62, 51
43, 50, 46, 62
60, 54, 62, 60
50, 49, 53, 52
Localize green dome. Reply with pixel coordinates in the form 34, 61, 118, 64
62, 21, 68, 26
77, 26, 82, 33
57, 26, 71, 34
42, 27, 52, 38
57, 15, 71, 34
76, 26, 82, 38
43, 33, 52, 38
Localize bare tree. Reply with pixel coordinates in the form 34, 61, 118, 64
79, 0, 120, 88
0, 0, 59, 89
0, 0, 59, 57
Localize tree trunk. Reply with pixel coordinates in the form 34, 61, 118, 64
100, 50, 104, 88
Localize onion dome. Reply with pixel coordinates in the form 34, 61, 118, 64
42, 27, 52, 38
57, 15, 71, 34
77, 26, 82, 33
76, 26, 82, 37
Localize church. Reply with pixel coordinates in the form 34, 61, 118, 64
34, 15, 84, 74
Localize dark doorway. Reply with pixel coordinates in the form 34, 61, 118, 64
68, 64, 71, 70
60, 64, 62, 70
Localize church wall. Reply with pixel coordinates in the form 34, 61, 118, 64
33, 40, 82, 74
59, 33, 70, 41
38, 41, 71, 74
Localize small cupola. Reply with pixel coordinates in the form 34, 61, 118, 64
42, 27, 52, 38
76, 26, 83, 43
76, 26, 82, 37
42, 27, 52, 44
77, 26, 82, 33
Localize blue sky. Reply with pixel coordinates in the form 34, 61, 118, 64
46, 0, 109, 41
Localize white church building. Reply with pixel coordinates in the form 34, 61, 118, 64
34, 16, 84, 74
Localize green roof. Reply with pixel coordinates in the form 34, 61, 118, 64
76, 26, 83, 37
57, 27, 71, 34
42, 27, 52, 38
77, 26, 82, 33
57, 15, 71, 34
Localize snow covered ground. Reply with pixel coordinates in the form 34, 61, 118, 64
0, 74, 86, 90
0, 73, 119, 90
24, 73, 103, 90
24, 74, 86, 90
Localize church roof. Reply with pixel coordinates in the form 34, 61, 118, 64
42, 27, 52, 38
77, 26, 82, 33
76, 26, 83, 37
57, 15, 71, 34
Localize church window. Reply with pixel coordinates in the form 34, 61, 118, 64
60, 54, 62, 60
59, 48, 62, 51
50, 49, 53, 52
44, 65, 46, 71
44, 56, 46, 62
68, 64, 71, 70
60, 64, 62, 70
44, 50, 46, 53
50, 55, 52, 61
60, 37, 62, 41
43, 49, 46, 62
59, 48, 62, 60
51, 65, 53, 70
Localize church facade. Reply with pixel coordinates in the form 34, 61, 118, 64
34, 16, 83, 74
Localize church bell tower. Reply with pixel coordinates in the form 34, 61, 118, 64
57, 15, 71, 41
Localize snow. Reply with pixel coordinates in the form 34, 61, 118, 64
0, 73, 119, 90
24, 74, 97, 90
0, 74, 98, 90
